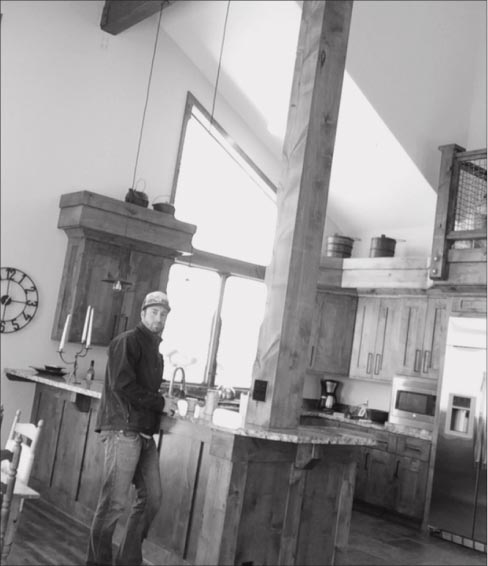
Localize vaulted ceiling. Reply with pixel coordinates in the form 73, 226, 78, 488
101, 0, 486, 257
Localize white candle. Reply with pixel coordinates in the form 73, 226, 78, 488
81, 306, 91, 344
86, 308, 94, 347
59, 313, 71, 352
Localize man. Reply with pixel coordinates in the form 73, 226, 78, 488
86, 291, 177, 566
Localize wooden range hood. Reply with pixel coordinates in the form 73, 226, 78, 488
57, 190, 195, 257
52, 190, 196, 347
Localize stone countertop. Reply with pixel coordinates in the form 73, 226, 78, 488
4, 368, 103, 399
302, 409, 433, 441
2, 370, 376, 446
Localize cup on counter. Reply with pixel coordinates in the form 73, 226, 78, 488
177, 399, 188, 417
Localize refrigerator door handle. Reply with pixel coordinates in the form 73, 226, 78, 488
474, 371, 486, 467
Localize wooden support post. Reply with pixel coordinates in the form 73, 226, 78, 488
429, 143, 465, 280
246, 0, 353, 430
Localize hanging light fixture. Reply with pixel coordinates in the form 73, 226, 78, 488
208, 0, 231, 133
125, 1, 165, 206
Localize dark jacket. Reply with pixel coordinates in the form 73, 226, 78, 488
96, 322, 165, 435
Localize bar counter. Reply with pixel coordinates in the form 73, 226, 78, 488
4, 368, 376, 565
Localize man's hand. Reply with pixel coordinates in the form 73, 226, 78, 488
162, 394, 178, 416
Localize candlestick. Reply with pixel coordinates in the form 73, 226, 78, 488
81, 306, 91, 344
59, 313, 71, 352
58, 342, 90, 384
86, 308, 94, 347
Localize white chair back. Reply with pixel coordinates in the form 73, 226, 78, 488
3, 410, 44, 485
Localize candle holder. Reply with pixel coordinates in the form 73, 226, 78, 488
58, 344, 91, 384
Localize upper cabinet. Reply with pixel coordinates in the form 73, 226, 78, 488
308, 289, 357, 376
52, 191, 196, 347
349, 296, 401, 382
397, 296, 449, 379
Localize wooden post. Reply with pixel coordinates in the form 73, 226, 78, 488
429, 143, 465, 280
245, 1, 353, 430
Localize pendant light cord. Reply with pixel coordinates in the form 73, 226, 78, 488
131, 3, 164, 190
210, 0, 231, 128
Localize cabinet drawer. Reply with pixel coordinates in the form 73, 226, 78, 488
451, 297, 487, 314
372, 430, 396, 452
396, 436, 430, 461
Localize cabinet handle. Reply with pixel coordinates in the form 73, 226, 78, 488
394, 460, 400, 478
374, 354, 381, 375
423, 350, 431, 373
367, 353, 373, 374
414, 349, 421, 373
310, 345, 315, 366
364, 452, 369, 471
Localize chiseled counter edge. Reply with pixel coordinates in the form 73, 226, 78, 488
4, 368, 102, 399
5, 369, 376, 446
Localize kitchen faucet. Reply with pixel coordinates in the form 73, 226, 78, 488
169, 366, 186, 398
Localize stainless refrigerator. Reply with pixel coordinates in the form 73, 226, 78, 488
429, 316, 486, 551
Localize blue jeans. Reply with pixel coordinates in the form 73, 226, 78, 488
86, 431, 162, 566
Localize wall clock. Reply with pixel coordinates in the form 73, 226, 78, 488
1, 267, 39, 333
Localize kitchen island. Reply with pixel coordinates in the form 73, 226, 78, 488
5, 369, 376, 565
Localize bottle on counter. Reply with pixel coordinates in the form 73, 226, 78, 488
85, 360, 95, 389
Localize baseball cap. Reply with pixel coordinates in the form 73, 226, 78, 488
141, 291, 171, 311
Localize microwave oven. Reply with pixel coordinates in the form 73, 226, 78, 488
389, 376, 438, 431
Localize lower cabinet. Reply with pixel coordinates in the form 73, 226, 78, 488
355, 432, 431, 521
300, 416, 432, 522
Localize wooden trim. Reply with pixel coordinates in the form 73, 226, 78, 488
100, 0, 176, 35
446, 228, 487, 240
447, 248, 487, 263
456, 148, 487, 162
429, 144, 465, 280
170, 91, 278, 203
175, 249, 266, 280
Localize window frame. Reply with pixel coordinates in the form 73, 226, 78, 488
169, 91, 278, 392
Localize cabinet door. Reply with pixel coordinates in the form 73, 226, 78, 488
397, 297, 428, 376
393, 456, 429, 519
349, 298, 380, 378
310, 291, 357, 375
123, 250, 168, 332
357, 448, 396, 509
68, 239, 129, 346
373, 298, 401, 381
421, 298, 449, 378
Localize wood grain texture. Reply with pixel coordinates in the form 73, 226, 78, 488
247, 0, 353, 430
101, 1, 177, 36
429, 144, 465, 280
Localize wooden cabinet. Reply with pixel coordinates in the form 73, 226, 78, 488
356, 431, 431, 521
299, 416, 432, 522
397, 296, 449, 378
349, 296, 400, 381
308, 289, 357, 375
52, 191, 195, 346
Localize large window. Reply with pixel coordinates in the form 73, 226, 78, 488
161, 93, 277, 390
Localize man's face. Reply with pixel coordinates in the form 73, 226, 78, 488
141, 305, 169, 334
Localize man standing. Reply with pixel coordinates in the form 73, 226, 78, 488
86, 291, 177, 566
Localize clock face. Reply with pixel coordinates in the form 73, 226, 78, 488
1, 267, 39, 333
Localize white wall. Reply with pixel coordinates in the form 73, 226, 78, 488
0, 0, 281, 442
325, 0, 487, 259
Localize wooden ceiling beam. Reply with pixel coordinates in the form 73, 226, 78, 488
100, 0, 177, 35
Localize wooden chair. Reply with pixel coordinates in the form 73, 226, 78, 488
2, 410, 44, 486
0, 435, 22, 558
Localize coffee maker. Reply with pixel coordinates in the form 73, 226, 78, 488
319, 379, 339, 412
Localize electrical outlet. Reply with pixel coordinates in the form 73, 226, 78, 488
252, 379, 268, 402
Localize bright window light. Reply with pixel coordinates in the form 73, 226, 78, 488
174, 102, 277, 265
